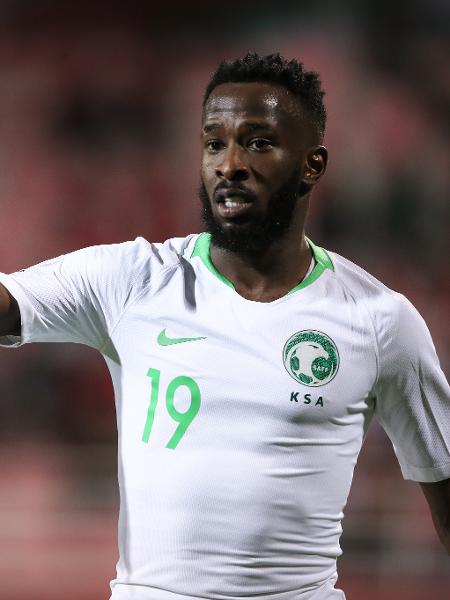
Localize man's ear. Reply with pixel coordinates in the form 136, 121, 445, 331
302, 146, 328, 185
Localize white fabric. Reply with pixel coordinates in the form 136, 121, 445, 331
0, 234, 448, 600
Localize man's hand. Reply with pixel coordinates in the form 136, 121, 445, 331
420, 479, 450, 555
0, 282, 20, 336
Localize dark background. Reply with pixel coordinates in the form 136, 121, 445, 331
0, 1, 448, 598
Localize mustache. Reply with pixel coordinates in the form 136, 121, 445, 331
213, 181, 257, 202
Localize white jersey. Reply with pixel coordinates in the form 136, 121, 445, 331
0, 233, 449, 600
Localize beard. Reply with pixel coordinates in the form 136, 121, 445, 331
199, 168, 307, 256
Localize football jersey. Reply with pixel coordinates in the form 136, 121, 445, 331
0, 233, 449, 600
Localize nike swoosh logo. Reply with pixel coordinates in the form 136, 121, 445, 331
157, 328, 207, 346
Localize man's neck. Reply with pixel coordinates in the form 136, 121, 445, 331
209, 230, 312, 303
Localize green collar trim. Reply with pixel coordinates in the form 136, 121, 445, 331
191, 232, 235, 289
288, 237, 334, 294
191, 232, 334, 295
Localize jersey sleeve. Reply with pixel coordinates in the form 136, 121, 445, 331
0, 237, 152, 351
373, 293, 450, 482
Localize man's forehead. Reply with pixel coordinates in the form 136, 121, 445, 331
203, 82, 303, 121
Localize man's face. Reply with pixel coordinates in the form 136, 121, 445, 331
200, 81, 315, 254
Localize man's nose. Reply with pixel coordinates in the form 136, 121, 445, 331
215, 144, 249, 181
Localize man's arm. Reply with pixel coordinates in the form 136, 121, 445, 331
0, 282, 20, 336
420, 479, 450, 555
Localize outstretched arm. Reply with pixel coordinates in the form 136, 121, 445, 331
420, 479, 450, 555
0, 282, 20, 336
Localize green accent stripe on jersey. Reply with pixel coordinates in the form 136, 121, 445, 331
191, 232, 236, 289
287, 237, 334, 295
191, 232, 334, 295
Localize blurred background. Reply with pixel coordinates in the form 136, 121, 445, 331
0, 1, 449, 598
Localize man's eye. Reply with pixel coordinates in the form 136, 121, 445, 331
205, 140, 223, 153
249, 138, 272, 151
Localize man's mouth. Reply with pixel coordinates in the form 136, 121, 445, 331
214, 188, 255, 219
222, 196, 248, 208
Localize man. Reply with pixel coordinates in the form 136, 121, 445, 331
0, 53, 448, 600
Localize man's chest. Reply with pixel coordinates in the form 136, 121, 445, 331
106, 282, 378, 453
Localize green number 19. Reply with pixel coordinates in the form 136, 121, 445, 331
141, 368, 201, 449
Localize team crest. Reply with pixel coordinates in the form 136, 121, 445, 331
283, 330, 339, 386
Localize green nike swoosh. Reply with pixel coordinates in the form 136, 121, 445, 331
157, 328, 207, 346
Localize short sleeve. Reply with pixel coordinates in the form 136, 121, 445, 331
373, 293, 450, 482
0, 237, 153, 351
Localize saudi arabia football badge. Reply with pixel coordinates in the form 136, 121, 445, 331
283, 330, 339, 386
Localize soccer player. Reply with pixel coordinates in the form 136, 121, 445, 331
0, 53, 448, 600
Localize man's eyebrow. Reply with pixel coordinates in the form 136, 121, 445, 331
245, 121, 274, 132
202, 121, 274, 134
202, 123, 221, 134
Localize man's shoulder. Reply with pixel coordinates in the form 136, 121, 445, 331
82, 233, 198, 273
327, 248, 398, 303
325, 247, 422, 338
37, 234, 200, 298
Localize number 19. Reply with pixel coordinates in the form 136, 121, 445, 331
141, 368, 201, 449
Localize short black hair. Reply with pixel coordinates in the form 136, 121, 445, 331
203, 52, 326, 140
